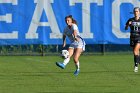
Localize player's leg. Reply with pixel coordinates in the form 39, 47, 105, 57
73, 48, 83, 76
56, 47, 74, 69
133, 43, 140, 72
62, 48, 74, 66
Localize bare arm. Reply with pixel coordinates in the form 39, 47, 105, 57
73, 30, 79, 41
63, 35, 66, 48
125, 21, 131, 30
125, 25, 129, 30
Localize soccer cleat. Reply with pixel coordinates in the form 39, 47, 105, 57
56, 62, 65, 69
74, 69, 80, 76
134, 66, 138, 72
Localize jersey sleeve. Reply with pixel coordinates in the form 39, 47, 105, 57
72, 24, 78, 31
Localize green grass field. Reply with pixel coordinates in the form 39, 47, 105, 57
0, 54, 140, 93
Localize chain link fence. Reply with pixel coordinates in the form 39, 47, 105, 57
0, 44, 133, 56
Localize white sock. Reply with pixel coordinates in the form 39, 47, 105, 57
63, 58, 70, 66
75, 61, 80, 70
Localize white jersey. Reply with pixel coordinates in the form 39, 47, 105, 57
63, 24, 81, 43
63, 24, 85, 51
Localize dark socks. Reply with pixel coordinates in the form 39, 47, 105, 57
134, 55, 139, 67
139, 56, 140, 63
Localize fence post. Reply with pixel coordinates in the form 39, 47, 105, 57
41, 45, 45, 56
101, 44, 105, 55
56, 45, 59, 53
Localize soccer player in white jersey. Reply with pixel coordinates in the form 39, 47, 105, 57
56, 15, 85, 76
125, 7, 140, 72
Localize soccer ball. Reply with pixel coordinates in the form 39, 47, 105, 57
61, 50, 69, 59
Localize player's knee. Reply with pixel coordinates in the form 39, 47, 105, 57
73, 57, 78, 63
134, 49, 139, 55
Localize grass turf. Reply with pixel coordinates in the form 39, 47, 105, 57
0, 55, 139, 93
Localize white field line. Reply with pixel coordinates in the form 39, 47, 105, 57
25, 58, 48, 63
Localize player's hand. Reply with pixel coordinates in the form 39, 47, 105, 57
128, 21, 132, 25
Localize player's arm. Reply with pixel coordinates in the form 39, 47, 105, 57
125, 20, 132, 30
63, 34, 66, 48
73, 30, 79, 41
72, 24, 79, 41
125, 24, 129, 30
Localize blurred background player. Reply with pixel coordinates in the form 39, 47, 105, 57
56, 15, 85, 76
125, 7, 140, 72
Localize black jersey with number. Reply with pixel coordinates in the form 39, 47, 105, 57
126, 17, 140, 40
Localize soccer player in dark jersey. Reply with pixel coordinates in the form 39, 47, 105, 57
125, 7, 140, 72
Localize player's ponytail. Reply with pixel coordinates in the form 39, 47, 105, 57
72, 19, 77, 25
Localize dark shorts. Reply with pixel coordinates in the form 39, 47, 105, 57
130, 37, 140, 47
